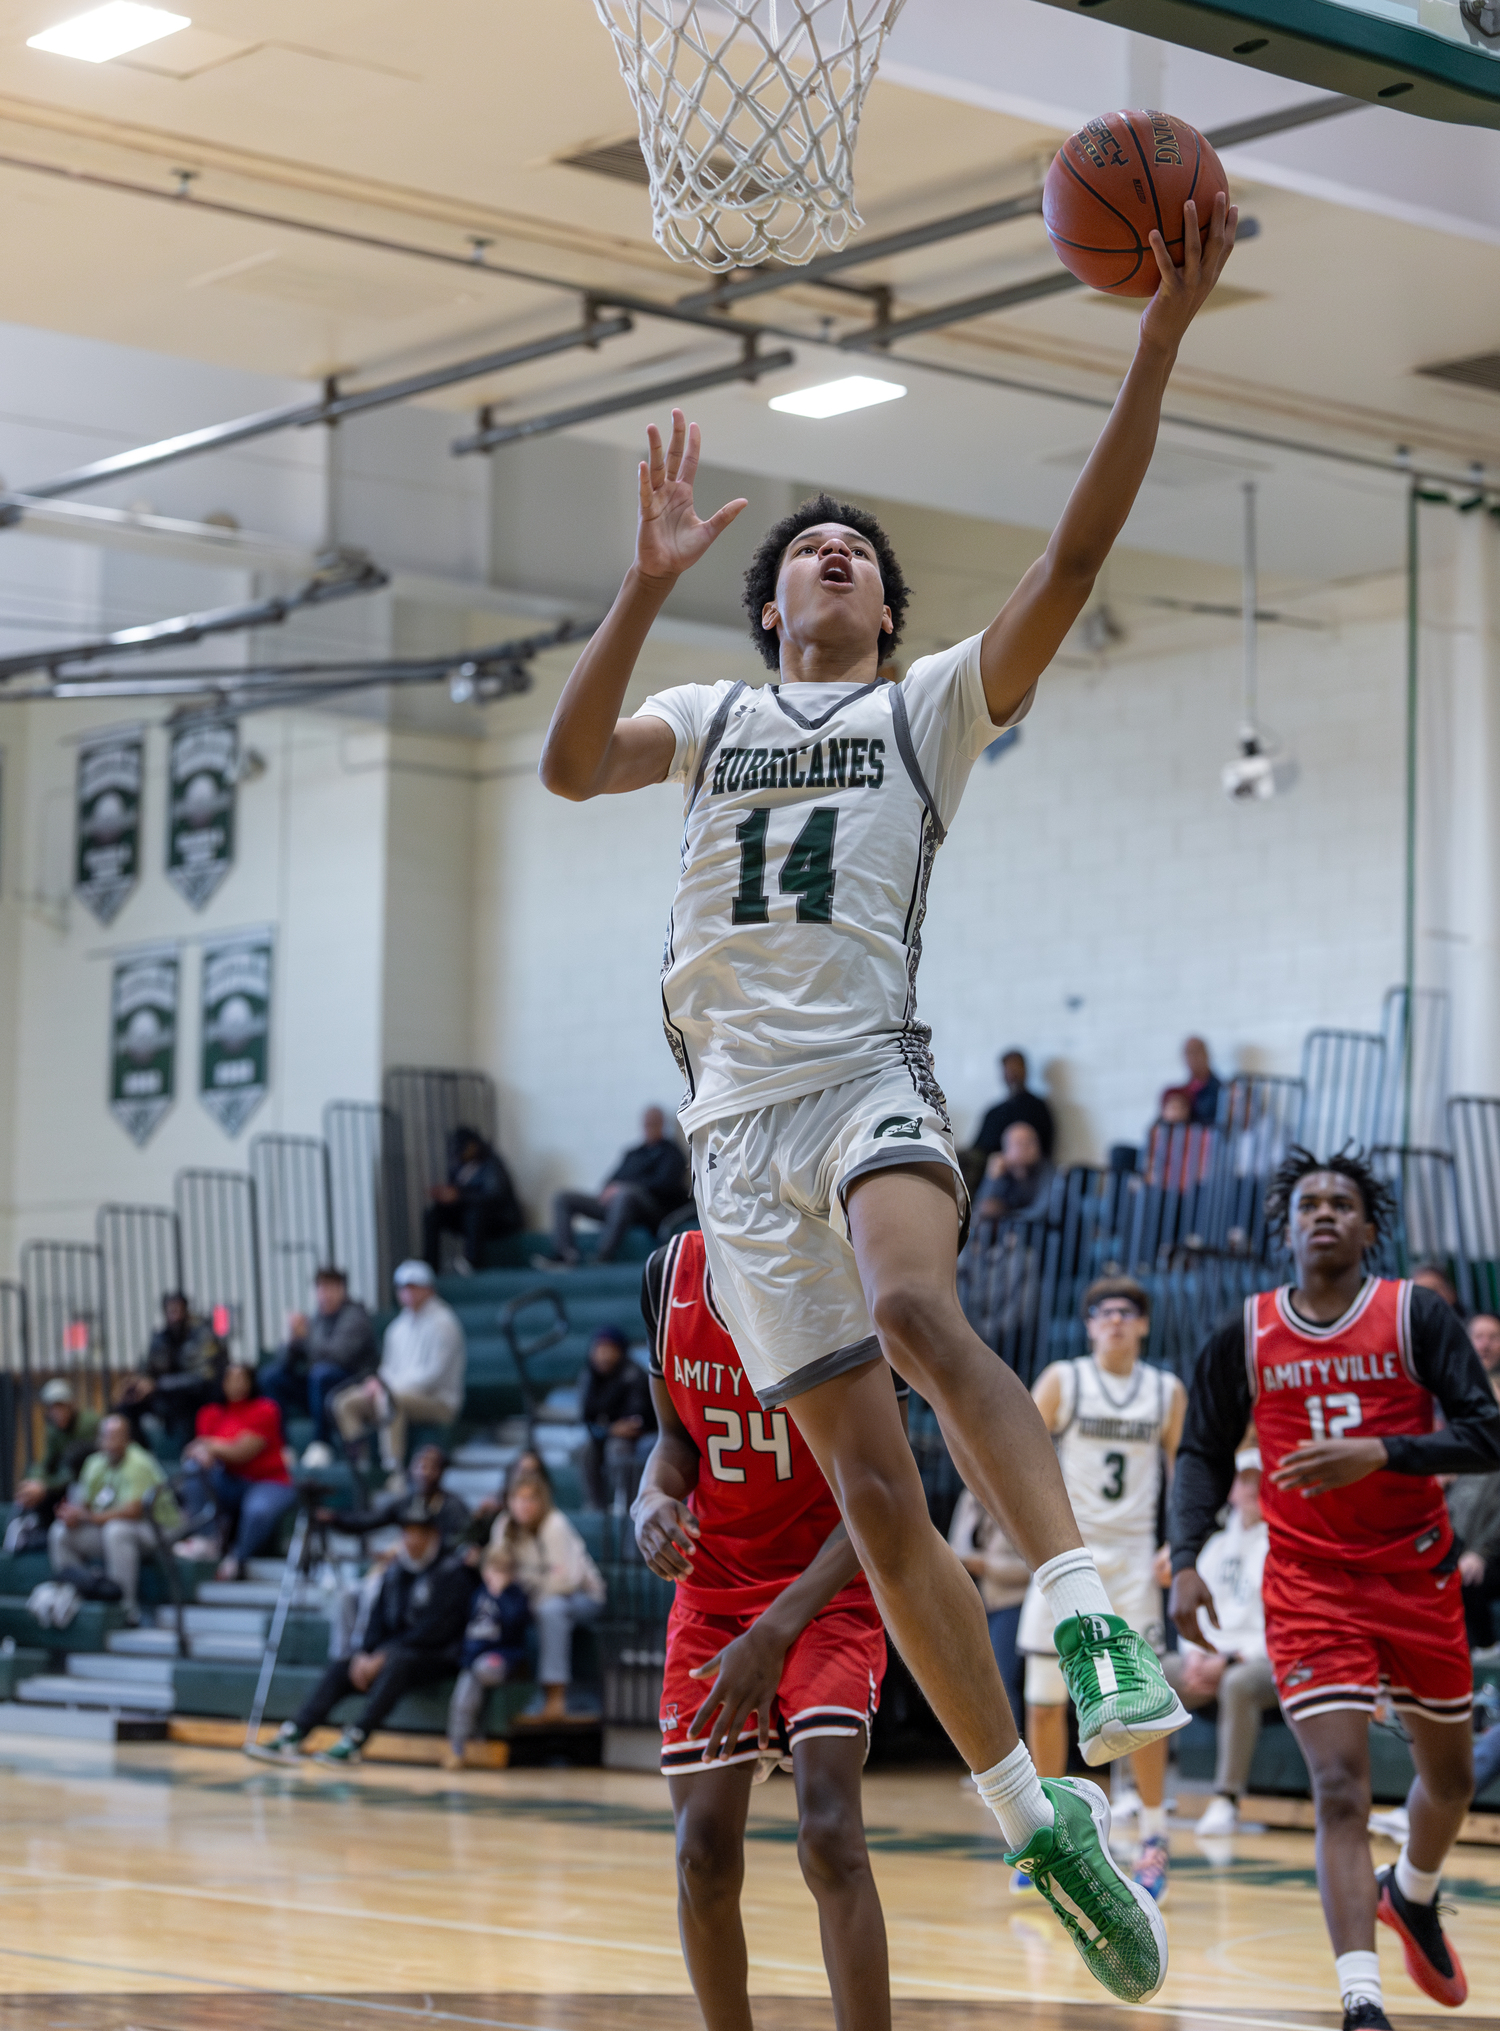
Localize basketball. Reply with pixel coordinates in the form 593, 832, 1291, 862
1043, 110, 1229, 296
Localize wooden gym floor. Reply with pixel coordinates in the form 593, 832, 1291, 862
0, 1738, 1494, 2029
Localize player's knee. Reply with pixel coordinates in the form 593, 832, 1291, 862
796, 1799, 871, 1900
868, 1276, 948, 1362
1308, 1761, 1370, 1827
676, 1819, 744, 1910
835, 1460, 911, 1574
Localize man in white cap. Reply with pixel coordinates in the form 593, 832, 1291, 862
5, 1380, 101, 1552
331, 1261, 466, 1482
1163, 1446, 1277, 1837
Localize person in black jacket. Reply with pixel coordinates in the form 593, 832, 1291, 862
258, 1267, 377, 1451
579, 1326, 657, 1509
113, 1291, 226, 1447
422, 1126, 524, 1275
548, 1106, 688, 1266
257, 1504, 477, 1766
973, 1051, 1055, 1162
319, 1443, 471, 1547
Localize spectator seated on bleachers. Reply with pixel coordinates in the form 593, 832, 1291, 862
1167, 1034, 1221, 1127
1471, 1312, 1500, 1382
4, 1379, 100, 1554
258, 1265, 376, 1461
262, 1502, 478, 1766
579, 1326, 657, 1512
494, 1469, 606, 1724
547, 1105, 688, 1266
177, 1360, 296, 1583
113, 1290, 226, 1450
947, 1486, 1029, 1724
973, 1050, 1055, 1163
331, 1260, 466, 1483
463, 1447, 550, 1548
972, 1122, 1054, 1248
47, 1412, 180, 1627
422, 1125, 524, 1275
444, 1538, 532, 1768
1413, 1261, 1460, 1310
1164, 1446, 1278, 1838
323, 1443, 471, 1549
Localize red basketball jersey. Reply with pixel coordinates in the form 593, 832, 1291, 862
648, 1228, 878, 1618
1246, 1278, 1452, 1573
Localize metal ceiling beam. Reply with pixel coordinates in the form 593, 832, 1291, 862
10, 316, 633, 504
841, 270, 1083, 350
452, 345, 796, 455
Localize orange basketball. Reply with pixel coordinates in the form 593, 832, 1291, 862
1042, 110, 1228, 297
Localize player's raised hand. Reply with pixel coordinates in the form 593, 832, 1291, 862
1271, 1435, 1388, 1496
1138, 190, 1237, 355
687, 1621, 789, 1761
635, 409, 748, 587
632, 1488, 700, 1579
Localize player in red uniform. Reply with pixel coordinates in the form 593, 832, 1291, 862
635, 1227, 892, 2031
1169, 1149, 1500, 2031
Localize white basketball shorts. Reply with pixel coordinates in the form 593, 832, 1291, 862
690, 1066, 968, 1409
1018, 1542, 1166, 1706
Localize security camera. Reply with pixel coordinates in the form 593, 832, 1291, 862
1222, 729, 1297, 802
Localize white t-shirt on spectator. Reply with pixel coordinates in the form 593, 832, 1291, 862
1195, 1509, 1269, 1660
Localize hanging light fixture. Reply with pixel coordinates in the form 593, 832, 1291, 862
1222, 481, 1299, 801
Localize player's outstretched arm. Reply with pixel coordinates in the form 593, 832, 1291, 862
538, 409, 748, 801
687, 1523, 864, 1759
977, 191, 1238, 723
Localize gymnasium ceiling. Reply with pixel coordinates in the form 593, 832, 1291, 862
0, 0, 1496, 584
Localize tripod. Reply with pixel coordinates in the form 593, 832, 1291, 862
242, 1481, 336, 1759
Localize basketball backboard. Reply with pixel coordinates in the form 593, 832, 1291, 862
1030, 0, 1500, 126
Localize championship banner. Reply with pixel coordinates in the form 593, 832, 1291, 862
199, 931, 271, 1137
167, 719, 237, 908
108, 945, 178, 1147
76, 727, 143, 925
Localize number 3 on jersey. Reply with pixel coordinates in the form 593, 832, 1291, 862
703, 1406, 794, 1482
733, 808, 839, 926
1304, 1392, 1362, 1440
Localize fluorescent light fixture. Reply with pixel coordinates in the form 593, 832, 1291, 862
28, 2, 190, 62
769, 375, 906, 420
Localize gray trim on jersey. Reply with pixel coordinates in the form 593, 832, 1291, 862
838, 1143, 970, 1230
889, 684, 947, 845
771, 680, 881, 733
687, 680, 748, 814
667, 680, 750, 1099
754, 1333, 884, 1409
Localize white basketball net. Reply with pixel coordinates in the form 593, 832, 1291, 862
592, 0, 908, 271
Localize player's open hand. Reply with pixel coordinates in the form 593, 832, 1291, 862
632, 1489, 700, 1579
1271, 1435, 1388, 1496
687, 1622, 789, 1761
1138, 190, 1237, 357
1168, 1567, 1221, 1652
635, 409, 748, 588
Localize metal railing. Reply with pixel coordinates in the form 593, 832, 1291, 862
20, 1239, 110, 1407
325, 1101, 408, 1311
1450, 1096, 1500, 1316
597, 1512, 675, 1730
97, 1203, 182, 1376
1370, 1145, 1470, 1303
1380, 986, 1451, 1150
250, 1133, 333, 1344
0, 1280, 28, 1498
175, 1169, 263, 1359
381, 1067, 498, 1258
1299, 1029, 1386, 1159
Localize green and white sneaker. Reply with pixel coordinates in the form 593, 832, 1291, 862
1006, 1776, 1168, 2004
1056, 1612, 1189, 1766
314, 1728, 365, 1766
246, 1722, 305, 1765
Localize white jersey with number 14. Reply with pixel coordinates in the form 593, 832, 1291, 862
636, 634, 1033, 1134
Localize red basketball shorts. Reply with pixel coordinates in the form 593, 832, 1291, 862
1263, 1551, 1471, 1727
660, 1590, 887, 1777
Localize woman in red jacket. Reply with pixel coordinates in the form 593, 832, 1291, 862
182, 1361, 296, 1581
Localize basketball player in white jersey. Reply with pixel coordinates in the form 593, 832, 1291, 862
1019, 1277, 1185, 1904
539, 193, 1235, 2000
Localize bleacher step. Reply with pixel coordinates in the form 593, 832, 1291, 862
194, 1581, 318, 1611
155, 1605, 269, 1636
18, 1674, 175, 1712
66, 1653, 173, 1685
0, 1701, 168, 1742
108, 1629, 269, 1664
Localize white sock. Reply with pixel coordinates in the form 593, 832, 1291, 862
1036, 1547, 1113, 1625
1395, 1844, 1442, 1906
1138, 1803, 1166, 1839
1335, 1950, 1383, 2012
974, 1741, 1054, 1851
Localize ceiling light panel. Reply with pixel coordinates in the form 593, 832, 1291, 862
769, 376, 907, 420
27, 3, 190, 62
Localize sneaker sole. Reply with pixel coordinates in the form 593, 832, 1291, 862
1055, 1779, 1169, 2005
242, 1743, 303, 1766
1377, 1878, 1468, 2006
1079, 1689, 1191, 1766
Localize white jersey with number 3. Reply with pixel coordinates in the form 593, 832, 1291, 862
636, 635, 1032, 1133
1054, 1357, 1171, 1551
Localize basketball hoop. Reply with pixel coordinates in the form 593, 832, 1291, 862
591, 0, 908, 272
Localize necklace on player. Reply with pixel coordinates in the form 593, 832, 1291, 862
1089, 1358, 1143, 1411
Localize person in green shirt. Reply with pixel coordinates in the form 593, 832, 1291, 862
47, 1413, 178, 1625
4, 1380, 101, 1551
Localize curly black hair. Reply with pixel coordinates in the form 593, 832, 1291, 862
1263, 1143, 1396, 1249
742, 492, 909, 673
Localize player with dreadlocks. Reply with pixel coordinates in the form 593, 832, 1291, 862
1169, 1147, 1500, 2030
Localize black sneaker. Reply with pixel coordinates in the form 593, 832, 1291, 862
1342, 2001, 1391, 2031
1376, 1863, 1468, 2006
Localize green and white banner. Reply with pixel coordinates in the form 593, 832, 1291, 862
76, 728, 143, 925
109, 944, 178, 1147
167, 719, 237, 908
199, 930, 271, 1137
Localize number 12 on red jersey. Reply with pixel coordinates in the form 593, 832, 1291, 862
703, 1407, 794, 1482
1304, 1392, 1362, 1440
